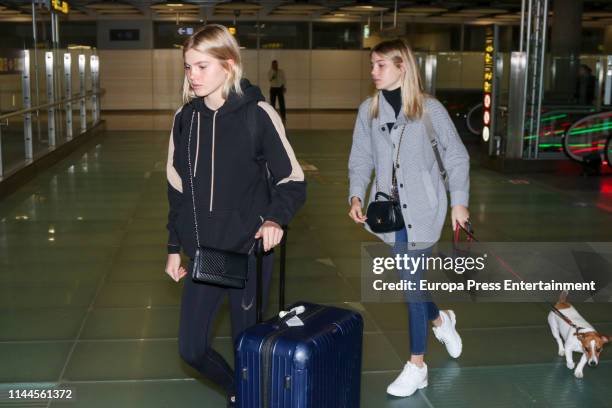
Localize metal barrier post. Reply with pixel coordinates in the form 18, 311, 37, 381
507, 52, 527, 159
90, 55, 99, 124
45, 51, 56, 147
604, 56, 612, 106
22, 50, 33, 160
64, 53, 73, 140
79, 54, 86, 133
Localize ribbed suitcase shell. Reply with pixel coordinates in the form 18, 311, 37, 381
235, 302, 363, 408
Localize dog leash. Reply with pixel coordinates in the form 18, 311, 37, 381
550, 305, 585, 332
457, 224, 588, 323
453, 221, 523, 281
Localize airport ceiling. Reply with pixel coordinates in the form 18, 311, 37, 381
0, 0, 611, 25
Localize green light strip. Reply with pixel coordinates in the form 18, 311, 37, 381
540, 114, 567, 122
568, 123, 612, 135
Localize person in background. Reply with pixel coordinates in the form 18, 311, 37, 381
268, 60, 287, 122
575, 64, 596, 105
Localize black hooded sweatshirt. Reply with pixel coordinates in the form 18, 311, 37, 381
166, 79, 306, 258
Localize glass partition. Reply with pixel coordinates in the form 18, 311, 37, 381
312, 23, 361, 50
259, 22, 309, 49
0, 47, 101, 178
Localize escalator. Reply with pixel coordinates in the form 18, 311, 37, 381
562, 110, 612, 172
462, 100, 611, 168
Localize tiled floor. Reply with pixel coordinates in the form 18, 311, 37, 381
1, 127, 612, 407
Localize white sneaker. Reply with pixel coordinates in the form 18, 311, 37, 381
432, 310, 462, 358
386, 362, 428, 397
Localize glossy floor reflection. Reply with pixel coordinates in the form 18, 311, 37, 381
0, 128, 611, 407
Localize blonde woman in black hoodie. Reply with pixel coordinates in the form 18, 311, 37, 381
164, 25, 306, 407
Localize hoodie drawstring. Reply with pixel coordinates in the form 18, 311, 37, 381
194, 112, 201, 177
191, 109, 218, 213
209, 110, 218, 212
187, 110, 195, 177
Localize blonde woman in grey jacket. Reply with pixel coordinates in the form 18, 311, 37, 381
348, 39, 470, 398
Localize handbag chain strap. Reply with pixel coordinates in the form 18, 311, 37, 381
375, 124, 407, 197
185, 110, 201, 248
391, 124, 406, 194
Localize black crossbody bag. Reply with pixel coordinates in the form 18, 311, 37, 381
185, 110, 249, 289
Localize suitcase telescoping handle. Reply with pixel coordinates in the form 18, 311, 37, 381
279, 226, 287, 311
255, 226, 288, 324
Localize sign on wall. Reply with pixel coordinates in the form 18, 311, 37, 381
482, 25, 499, 155
51, 0, 69, 14
177, 27, 194, 36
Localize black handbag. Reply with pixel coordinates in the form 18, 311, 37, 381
366, 192, 405, 233
185, 110, 249, 289
366, 124, 407, 233
189, 246, 249, 289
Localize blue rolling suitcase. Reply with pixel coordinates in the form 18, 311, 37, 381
236, 231, 364, 408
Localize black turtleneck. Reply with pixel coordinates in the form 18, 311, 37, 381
382, 87, 401, 118
382, 87, 401, 131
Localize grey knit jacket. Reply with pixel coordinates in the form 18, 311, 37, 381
348, 94, 470, 248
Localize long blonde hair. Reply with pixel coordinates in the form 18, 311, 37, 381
181, 24, 243, 104
369, 39, 424, 120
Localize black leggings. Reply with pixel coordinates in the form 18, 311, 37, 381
178, 252, 274, 395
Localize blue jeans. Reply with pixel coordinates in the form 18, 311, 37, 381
393, 228, 440, 355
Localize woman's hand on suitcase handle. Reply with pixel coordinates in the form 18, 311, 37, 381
165, 253, 187, 282
451, 205, 470, 231
255, 220, 284, 252
348, 196, 367, 224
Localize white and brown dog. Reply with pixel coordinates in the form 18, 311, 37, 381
548, 292, 610, 378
